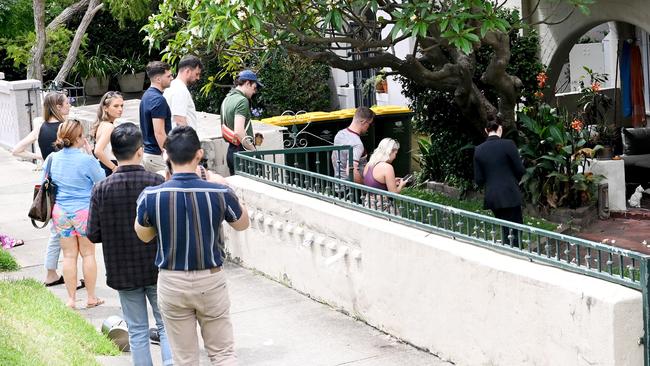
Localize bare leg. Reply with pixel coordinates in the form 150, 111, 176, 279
60, 236, 80, 308
78, 237, 98, 305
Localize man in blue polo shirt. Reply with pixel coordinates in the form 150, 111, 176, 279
135, 126, 249, 365
140, 61, 173, 173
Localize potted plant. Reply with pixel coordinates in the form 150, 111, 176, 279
116, 53, 146, 93
577, 67, 615, 157
362, 69, 389, 95
74, 46, 117, 96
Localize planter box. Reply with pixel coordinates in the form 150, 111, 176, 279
526, 204, 597, 231
117, 72, 145, 93
83, 76, 109, 96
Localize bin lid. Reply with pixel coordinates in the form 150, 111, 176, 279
371, 106, 413, 115
259, 106, 412, 126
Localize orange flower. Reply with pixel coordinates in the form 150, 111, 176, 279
537, 72, 548, 88
571, 119, 583, 132
591, 82, 601, 92
534, 91, 544, 99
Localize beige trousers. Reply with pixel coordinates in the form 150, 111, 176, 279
143, 153, 166, 174
157, 268, 237, 366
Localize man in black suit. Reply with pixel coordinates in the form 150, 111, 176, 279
473, 118, 526, 247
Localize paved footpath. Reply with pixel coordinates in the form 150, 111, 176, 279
0, 148, 450, 366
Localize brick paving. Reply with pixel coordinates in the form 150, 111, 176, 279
576, 209, 650, 255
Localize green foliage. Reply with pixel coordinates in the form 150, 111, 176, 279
143, 0, 591, 74
116, 53, 147, 75
106, 0, 151, 27
194, 52, 331, 117
0, 27, 76, 78
256, 53, 332, 117
193, 58, 233, 115
415, 129, 476, 192
0, 279, 119, 365
0, 249, 18, 272
518, 102, 603, 209
73, 46, 119, 80
401, 187, 559, 231
0, 0, 33, 38
577, 67, 614, 146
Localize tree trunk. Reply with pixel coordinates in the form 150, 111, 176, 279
47, 0, 91, 32
481, 30, 522, 131
27, 0, 46, 81
54, 0, 104, 84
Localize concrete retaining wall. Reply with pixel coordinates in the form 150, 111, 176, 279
224, 176, 644, 366
0, 80, 42, 148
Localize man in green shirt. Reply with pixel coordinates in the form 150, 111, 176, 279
221, 70, 263, 175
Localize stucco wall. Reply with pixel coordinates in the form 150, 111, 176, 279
527, 0, 650, 88
224, 176, 644, 366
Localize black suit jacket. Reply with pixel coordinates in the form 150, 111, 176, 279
473, 135, 526, 210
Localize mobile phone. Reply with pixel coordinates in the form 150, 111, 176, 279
402, 174, 413, 183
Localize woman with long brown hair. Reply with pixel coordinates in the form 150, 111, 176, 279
43, 119, 105, 308
12, 91, 70, 161
12, 91, 71, 286
91, 91, 124, 176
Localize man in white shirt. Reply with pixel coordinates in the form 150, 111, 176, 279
163, 55, 203, 129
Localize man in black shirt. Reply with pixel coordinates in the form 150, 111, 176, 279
87, 123, 172, 366
474, 117, 526, 247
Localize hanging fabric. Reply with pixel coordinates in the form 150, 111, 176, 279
630, 44, 647, 127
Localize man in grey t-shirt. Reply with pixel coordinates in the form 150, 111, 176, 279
331, 107, 375, 183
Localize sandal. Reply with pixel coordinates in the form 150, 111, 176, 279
76, 279, 85, 290
86, 298, 104, 308
44, 275, 65, 287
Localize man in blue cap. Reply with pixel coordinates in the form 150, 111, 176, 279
220, 69, 263, 175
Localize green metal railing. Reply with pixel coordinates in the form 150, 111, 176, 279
249, 145, 354, 181
234, 146, 650, 364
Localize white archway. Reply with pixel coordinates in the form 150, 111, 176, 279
525, 0, 650, 87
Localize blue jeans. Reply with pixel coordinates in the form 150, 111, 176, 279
118, 285, 173, 366
44, 227, 61, 270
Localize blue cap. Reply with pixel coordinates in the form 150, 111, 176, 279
237, 70, 264, 88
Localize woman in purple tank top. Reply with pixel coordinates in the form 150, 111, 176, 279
362, 138, 407, 211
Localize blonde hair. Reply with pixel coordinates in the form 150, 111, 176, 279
367, 138, 400, 167
91, 91, 123, 140
54, 119, 84, 150
43, 92, 67, 123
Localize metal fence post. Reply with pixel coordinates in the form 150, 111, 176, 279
642, 257, 650, 366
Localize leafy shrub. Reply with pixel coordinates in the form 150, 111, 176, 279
256, 52, 332, 117
73, 46, 119, 80
194, 51, 332, 117
519, 100, 603, 209
192, 58, 233, 115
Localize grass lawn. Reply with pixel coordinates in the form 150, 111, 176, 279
0, 249, 19, 272
402, 187, 559, 232
0, 279, 119, 365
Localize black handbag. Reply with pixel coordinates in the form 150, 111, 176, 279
28, 157, 57, 229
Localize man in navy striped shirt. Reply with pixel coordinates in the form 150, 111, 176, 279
135, 126, 249, 365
